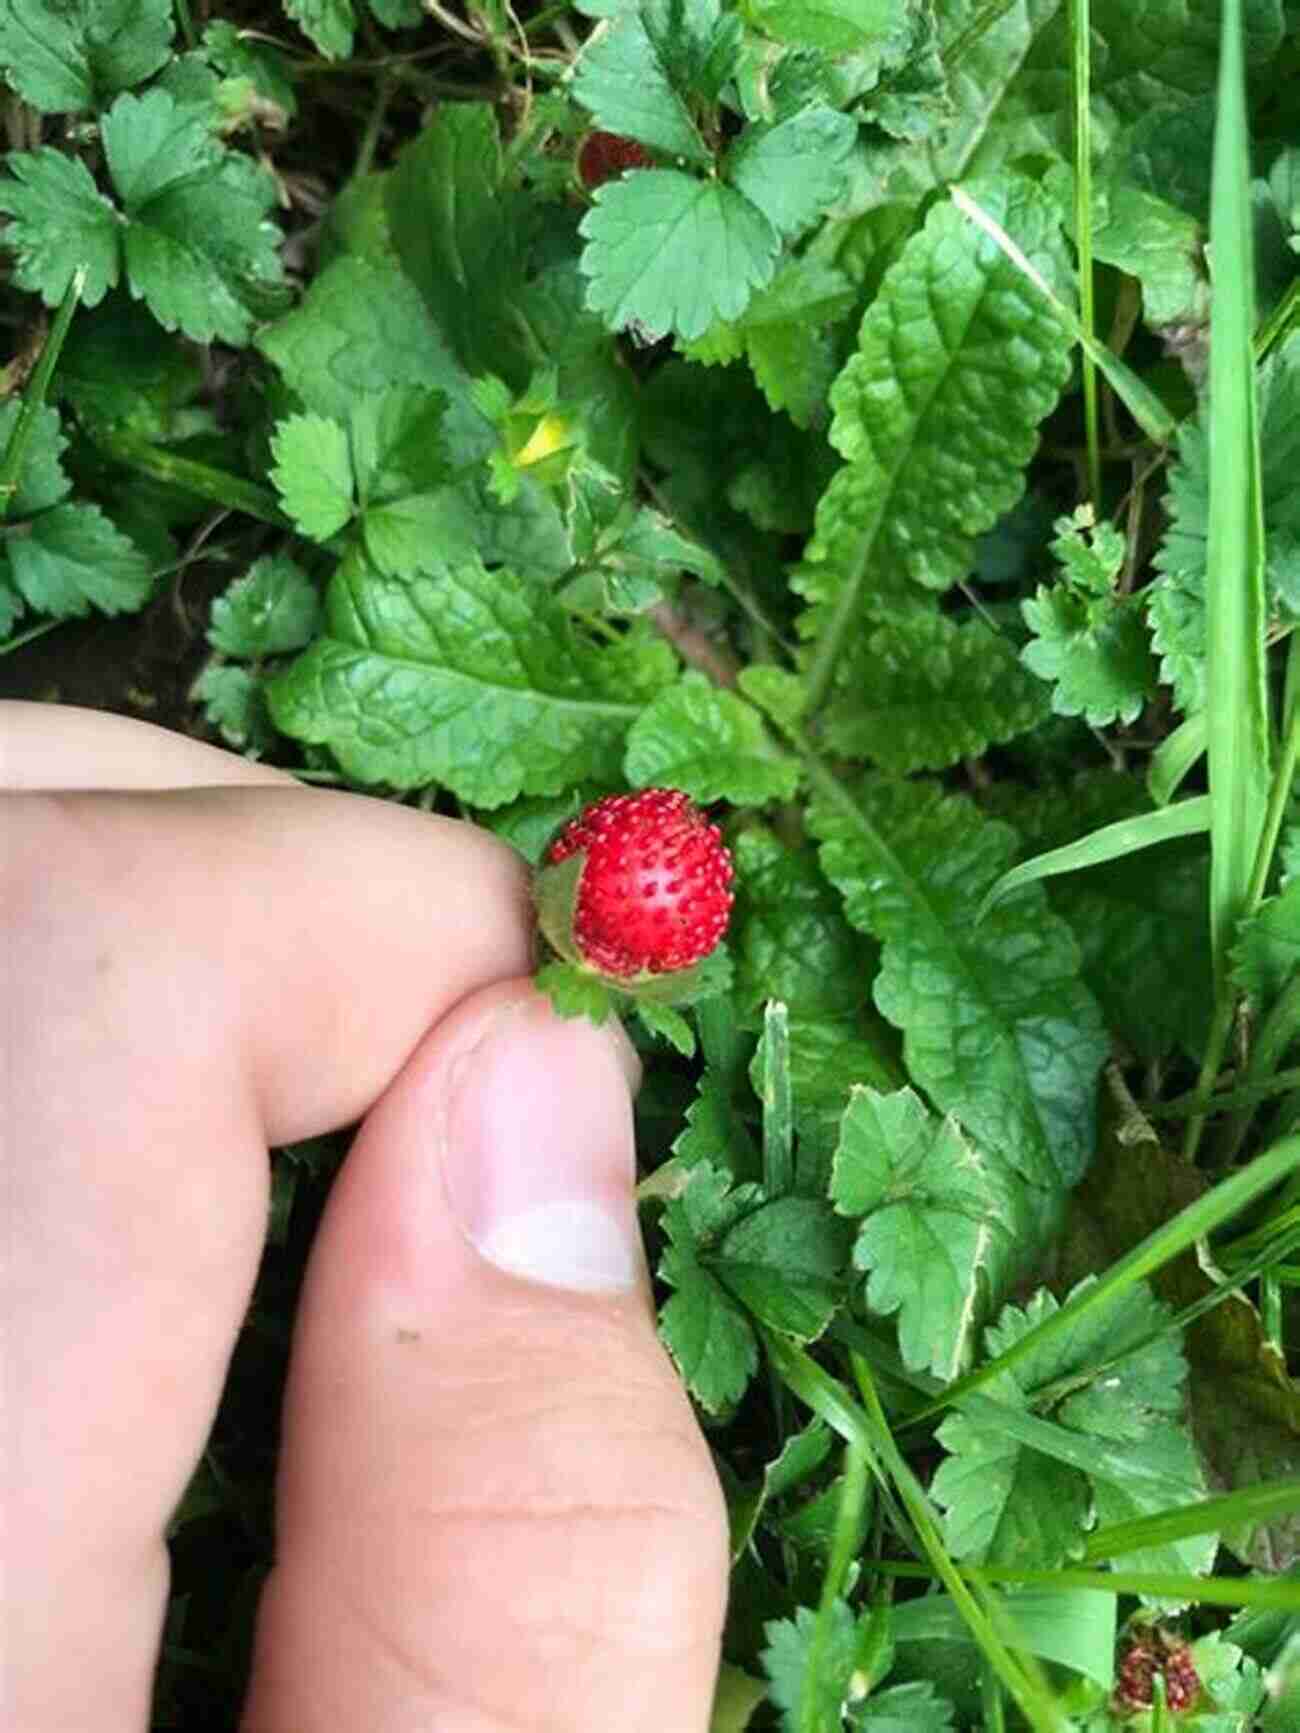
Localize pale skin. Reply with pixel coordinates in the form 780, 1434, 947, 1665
2, 700, 728, 1733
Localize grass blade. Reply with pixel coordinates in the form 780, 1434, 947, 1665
1069, 0, 1101, 506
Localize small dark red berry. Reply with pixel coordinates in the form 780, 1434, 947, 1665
1114, 1629, 1200, 1715
577, 131, 653, 188
543, 788, 734, 979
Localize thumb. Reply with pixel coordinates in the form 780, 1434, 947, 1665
241, 980, 728, 1733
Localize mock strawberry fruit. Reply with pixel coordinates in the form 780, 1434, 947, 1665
577, 130, 653, 188
1114, 1628, 1200, 1715
536, 788, 734, 981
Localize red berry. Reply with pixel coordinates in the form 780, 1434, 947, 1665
544, 788, 734, 979
577, 131, 653, 188
1114, 1630, 1200, 1715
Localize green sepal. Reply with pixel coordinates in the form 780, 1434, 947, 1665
532, 852, 587, 966
535, 960, 615, 1024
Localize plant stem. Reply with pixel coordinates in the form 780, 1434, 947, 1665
1219, 976, 1300, 1164
1069, 0, 1102, 508
90, 429, 291, 530
1154, 1065, 1300, 1119
0, 270, 84, 523
801, 1443, 870, 1733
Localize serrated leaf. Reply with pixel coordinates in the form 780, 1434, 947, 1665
208, 556, 320, 658
636, 1000, 696, 1055
191, 662, 277, 755
0, 401, 69, 516
56, 292, 203, 437
385, 105, 529, 386
932, 1280, 1211, 1576
658, 1244, 758, 1411
795, 174, 1073, 649
830, 1087, 1031, 1380
0, 149, 120, 309
270, 414, 355, 540
624, 672, 798, 805
534, 960, 615, 1023
733, 826, 874, 1020
823, 612, 1050, 771
714, 1195, 850, 1340
0, 0, 173, 113
201, 21, 297, 119
281, 0, 354, 57
745, 0, 898, 52
1233, 883, 1300, 1006
580, 170, 779, 342
5, 501, 153, 619
268, 554, 675, 803
761, 1601, 862, 1731
1021, 589, 1157, 727
849, 1681, 957, 1731
570, 0, 713, 163
810, 776, 1106, 1189
725, 106, 857, 241
1149, 332, 1300, 711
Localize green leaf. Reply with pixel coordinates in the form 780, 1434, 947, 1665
624, 672, 798, 805
0, 400, 69, 516
732, 826, 874, 1020
534, 960, 615, 1023
1053, 163, 1210, 331
932, 1280, 1213, 1576
256, 255, 475, 434
200, 21, 297, 119
658, 1246, 758, 1412
850, 1682, 957, 1731
0, 0, 173, 113
280, 0, 354, 57
1020, 590, 1157, 727
636, 999, 696, 1056
797, 174, 1073, 695
270, 413, 355, 541
823, 612, 1050, 772
1149, 332, 1300, 713
191, 663, 277, 755
570, 0, 714, 163
760, 1600, 864, 1732
268, 554, 676, 803
808, 773, 1107, 1189
725, 106, 857, 242
579, 170, 780, 342
830, 1087, 1033, 1381
1233, 882, 1300, 1006
744, 0, 898, 53
714, 1195, 850, 1341
55, 292, 203, 437
5, 501, 152, 619
208, 556, 320, 659
0, 149, 120, 309
385, 105, 529, 386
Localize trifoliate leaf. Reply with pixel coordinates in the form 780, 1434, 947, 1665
268, 554, 676, 803
100, 89, 286, 344
624, 672, 799, 805
823, 612, 1050, 771
191, 663, 278, 755
4, 500, 153, 618
570, 0, 714, 163
713, 1195, 850, 1340
0, 0, 173, 113
725, 106, 857, 241
1232, 883, 1300, 1007
270, 414, 355, 541
809, 775, 1107, 1189
795, 174, 1073, 642
280, 0, 354, 57
1021, 589, 1157, 727
580, 170, 779, 341
208, 556, 320, 659
732, 826, 874, 1020
0, 149, 120, 308
932, 1280, 1211, 1576
831, 1087, 1033, 1380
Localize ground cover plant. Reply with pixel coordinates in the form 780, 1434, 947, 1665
3, 0, 1300, 1722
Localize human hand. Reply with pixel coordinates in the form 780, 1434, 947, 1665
2, 702, 727, 1732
